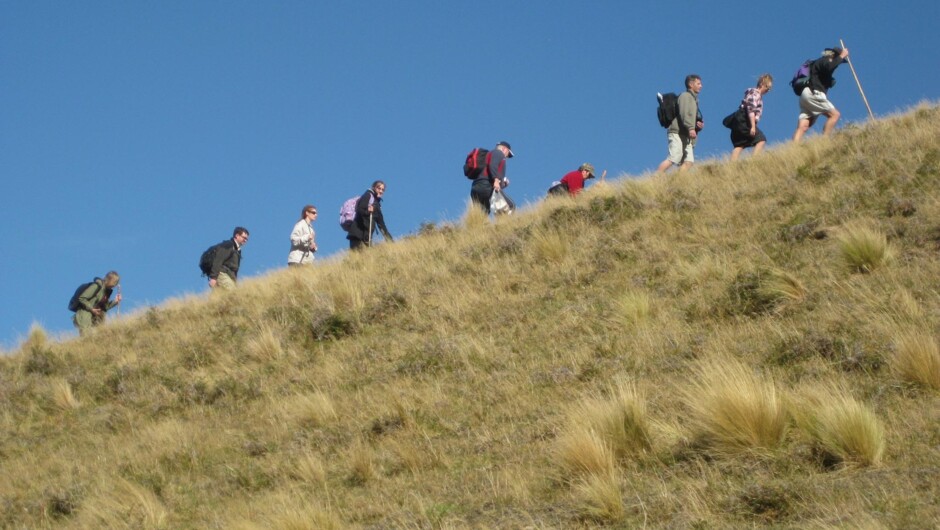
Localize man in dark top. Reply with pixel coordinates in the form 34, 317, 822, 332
793, 47, 849, 142
470, 141, 513, 215
209, 227, 249, 290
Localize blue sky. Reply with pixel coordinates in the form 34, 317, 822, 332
2, 1, 938, 348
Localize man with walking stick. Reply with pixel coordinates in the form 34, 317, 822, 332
346, 180, 393, 251
793, 46, 850, 142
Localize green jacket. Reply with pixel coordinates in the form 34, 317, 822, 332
77, 278, 116, 313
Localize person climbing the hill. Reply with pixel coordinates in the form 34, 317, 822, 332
347, 181, 393, 250
288, 205, 318, 266
208, 227, 249, 290
470, 141, 513, 215
729, 74, 773, 160
70, 271, 122, 335
793, 47, 849, 142
557, 163, 602, 196
657, 75, 704, 173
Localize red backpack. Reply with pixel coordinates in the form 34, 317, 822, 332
463, 147, 489, 179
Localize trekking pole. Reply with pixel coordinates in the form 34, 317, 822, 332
368, 212, 374, 246
840, 39, 875, 121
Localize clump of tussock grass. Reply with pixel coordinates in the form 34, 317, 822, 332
615, 290, 653, 326
683, 357, 788, 455
280, 390, 337, 429
570, 382, 653, 459
347, 440, 377, 486
77, 478, 168, 529
726, 268, 805, 316
891, 331, 940, 390
792, 386, 885, 468
288, 453, 328, 487
529, 228, 569, 263
51, 378, 80, 410
837, 223, 894, 273
572, 471, 626, 523
245, 325, 288, 362
555, 429, 617, 481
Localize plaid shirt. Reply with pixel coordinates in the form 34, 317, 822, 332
741, 87, 764, 121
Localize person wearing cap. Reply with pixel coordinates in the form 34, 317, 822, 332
793, 47, 849, 142
559, 163, 602, 196
657, 74, 703, 173
470, 141, 513, 214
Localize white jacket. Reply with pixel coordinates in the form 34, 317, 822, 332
287, 219, 316, 265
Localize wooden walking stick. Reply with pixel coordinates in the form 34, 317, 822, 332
840, 39, 875, 121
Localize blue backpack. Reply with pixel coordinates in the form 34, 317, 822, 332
790, 59, 814, 95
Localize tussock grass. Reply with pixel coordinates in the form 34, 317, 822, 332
4, 106, 940, 527
683, 357, 788, 455
50, 378, 80, 410
793, 386, 886, 468
572, 471, 625, 523
892, 331, 940, 390
76, 479, 168, 529
837, 223, 894, 273
570, 382, 653, 459
555, 429, 617, 481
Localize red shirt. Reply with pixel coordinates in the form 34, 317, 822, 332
559, 170, 587, 196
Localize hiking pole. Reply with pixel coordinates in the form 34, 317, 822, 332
368, 212, 374, 246
840, 38, 875, 121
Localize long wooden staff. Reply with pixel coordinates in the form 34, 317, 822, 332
840, 39, 875, 120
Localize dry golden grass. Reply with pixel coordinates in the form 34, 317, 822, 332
3, 105, 940, 528
837, 223, 894, 273
555, 429, 617, 481
683, 356, 788, 455
571, 471, 625, 523
793, 386, 886, 468
892, 331, 940, 390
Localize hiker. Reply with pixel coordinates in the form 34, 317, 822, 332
288, 205, 318, 266
208, 227, 249, 289
556, 163, 600, 196
729, 74, 773, 161
470, 141, 513, 214
792, 47, 849, 142
657, 75, 704, 172
71, 271, 121, 335
347, 181, 393, 250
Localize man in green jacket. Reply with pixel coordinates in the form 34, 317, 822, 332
72, 271, 122, 335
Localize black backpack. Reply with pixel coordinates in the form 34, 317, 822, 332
68, 280, 101, 312
463, 147, 489, 179
199, 240, 228, 277
547, 181, 569, 196
656, 92, 680, 127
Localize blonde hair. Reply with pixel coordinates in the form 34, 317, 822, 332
757, 73, 773, 88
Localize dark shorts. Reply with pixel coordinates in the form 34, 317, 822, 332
731, 127, 767, 149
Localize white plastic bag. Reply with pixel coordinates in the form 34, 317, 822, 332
490, 189, 514, 215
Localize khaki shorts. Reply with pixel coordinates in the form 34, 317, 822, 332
666, 131, 694, 165
214, 272, 237, 290
798, 88, 836, 120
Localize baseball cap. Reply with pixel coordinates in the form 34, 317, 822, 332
497, 141, 514, 158
579, 163, 596, 178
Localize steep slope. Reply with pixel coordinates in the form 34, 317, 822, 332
2, 105, 939, 528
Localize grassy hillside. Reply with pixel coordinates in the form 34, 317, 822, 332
3, 105, 940, 529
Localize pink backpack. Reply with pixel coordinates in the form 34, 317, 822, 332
339, 191, 373, 231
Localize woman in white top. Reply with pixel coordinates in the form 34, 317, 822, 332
287, 205, 318, 266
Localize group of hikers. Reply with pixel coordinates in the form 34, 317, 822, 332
67, 45, 852, 335
658, 46, 851, 172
